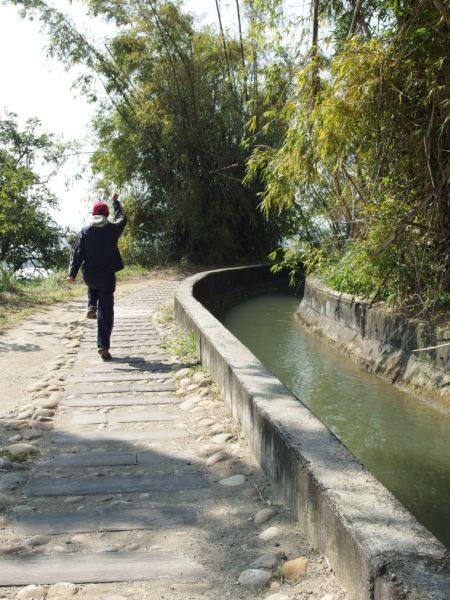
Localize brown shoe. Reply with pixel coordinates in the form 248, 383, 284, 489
98, 348, 112, 360
87, 307, 97, 319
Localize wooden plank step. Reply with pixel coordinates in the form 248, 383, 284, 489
83, 363, 188, 374
61, 396, 181, 407
36, 450, 194, 469
79, 370, 175, 377
16, 510, 98, 535
102, 506, 198, 531
65, 385, 133, 395
125, 384, 175, 392
83, 338, 161, 344
50, 428, 187, 445
15, 506, 197, 535
107, 319, 156, 323
105, 328, 159, 332
84, 331, 159, 337
106, 328, 157, 331
82, 364, 174, 372
136, 450, 195, 465
83, 329, 159, 335
80, 356, 169, 365
81, 343, 163, 350
28, 473, 209, 496
65, 383, 176, 395
0, 551, 202, 585
36, 452, 137, 468
68, 373, 173, 383
101, 352, 168, 359
109, 411, 177, 423
71, 411, 177, 426
99, 343, 162, 349
113, 314, 155, 317
71, 414, 108, 425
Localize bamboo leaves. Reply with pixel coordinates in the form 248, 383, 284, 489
245, 0, 450, 314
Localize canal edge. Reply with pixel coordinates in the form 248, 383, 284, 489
296, 276, 450, 413
174, 265, 450, 600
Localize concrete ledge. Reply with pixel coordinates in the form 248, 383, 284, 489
297, 278, 450, 411
174, 265, 450, 600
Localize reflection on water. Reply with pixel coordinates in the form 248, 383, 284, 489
223, 292, 450, 548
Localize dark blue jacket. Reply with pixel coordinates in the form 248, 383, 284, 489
69, 200, 127, 287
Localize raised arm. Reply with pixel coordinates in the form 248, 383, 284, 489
112, 192, 127, 235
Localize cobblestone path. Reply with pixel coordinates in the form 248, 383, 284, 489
0, 278, 347, 600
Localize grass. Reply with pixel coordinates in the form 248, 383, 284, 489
0, 270, 79, 330
0, 264, 17, 292
153, 295, 199, 361
0, 264, 153, 331
153, 298, 175, 325
116, 264, 149, 280
163, 329, 199, 361
0, 449, 28, 463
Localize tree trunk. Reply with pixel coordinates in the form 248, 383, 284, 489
311, 0, 320, 100
235, 0, 248, 102
348, 0, 364, 37
215, 0, 233, 86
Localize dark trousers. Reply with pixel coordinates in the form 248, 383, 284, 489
87, 278, 115, 350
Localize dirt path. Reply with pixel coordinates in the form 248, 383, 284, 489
0, 276, 169, 418
0, 275, 347, 600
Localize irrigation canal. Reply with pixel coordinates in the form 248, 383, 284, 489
222, 291, 450, 548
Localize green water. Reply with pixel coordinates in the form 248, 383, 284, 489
222, 292, 450, 548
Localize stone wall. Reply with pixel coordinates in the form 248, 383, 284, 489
193, 263, 292, 318
174, 265, 450, 600
297, 278, 450, 411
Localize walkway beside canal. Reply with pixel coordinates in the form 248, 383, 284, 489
0, 275, 346, 600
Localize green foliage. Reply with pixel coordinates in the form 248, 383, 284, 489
8, 0, 284, 265
0, 112, 71, 272
7, 0, 450, 315
154, 298, 198, 361
0, 269, 81, 330
0, 264, 17, 292
88, 7, 279, 264
247, 0, 450, 316
269, 241, 323, 285
116, 263, 149, 280
0, 449, 28, 463
163, 329, 198, 361
23, 269, 74, 292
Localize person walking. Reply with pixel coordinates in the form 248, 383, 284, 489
67, 192, 127, 360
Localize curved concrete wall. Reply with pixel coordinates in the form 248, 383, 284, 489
297, 278, 450, 411
174, 265, 450, 600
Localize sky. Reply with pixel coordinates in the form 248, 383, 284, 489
0, 0, 241, 229
1, 2, 103, 228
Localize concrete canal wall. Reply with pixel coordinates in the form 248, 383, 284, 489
297, 278, 450, 411
174, 265, 450, 600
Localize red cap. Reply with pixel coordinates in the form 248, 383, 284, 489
92, 201, 110, 216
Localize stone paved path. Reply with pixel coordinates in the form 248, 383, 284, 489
0, 277, 348, 600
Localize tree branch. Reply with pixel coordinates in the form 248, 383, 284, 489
412, 341, 450, 352
348, 0, 364, 38
430, 0, 450, 29
370, 182, 445, 260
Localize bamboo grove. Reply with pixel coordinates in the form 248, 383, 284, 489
7, 0, 284, 264
247, 0, 450, 315
6, 0, 450, 316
